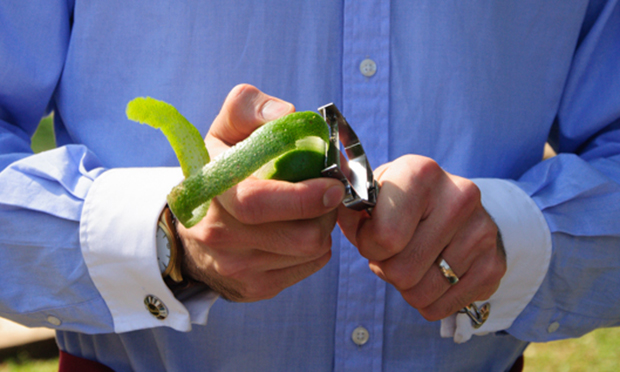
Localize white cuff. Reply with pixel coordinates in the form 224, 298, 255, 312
80, 167, 217, 333
440, 178, 552, 343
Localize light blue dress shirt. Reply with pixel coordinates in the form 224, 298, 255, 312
1, 1, 620, 371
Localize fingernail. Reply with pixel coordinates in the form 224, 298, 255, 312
323, 185, 345, 209
262, 100, 293, 121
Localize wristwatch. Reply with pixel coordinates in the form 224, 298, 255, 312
156, 206, 184, 283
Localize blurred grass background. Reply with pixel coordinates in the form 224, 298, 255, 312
2, 115, 617, 371
30, 114, 56, 154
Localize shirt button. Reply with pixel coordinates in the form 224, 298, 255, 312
144, 295, 168, 320
46, 316, 62, 326
359, 59, 377, 77
352, 326, 370, 346
547, 322, 560, 333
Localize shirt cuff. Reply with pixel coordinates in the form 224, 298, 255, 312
79, 167, 218, 333
439, 178, 552, 343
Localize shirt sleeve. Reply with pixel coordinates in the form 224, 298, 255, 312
508, 0, 620, 341
0, 1, 216, 334
445, 0, 620, 343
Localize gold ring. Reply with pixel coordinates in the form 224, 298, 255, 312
437, 257, 459, 285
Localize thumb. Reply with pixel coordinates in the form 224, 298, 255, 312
207, 84, 295, 150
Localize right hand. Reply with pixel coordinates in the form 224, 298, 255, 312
176, 84, 345, 302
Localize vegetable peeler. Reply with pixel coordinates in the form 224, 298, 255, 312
318, 103, 490, 329
319, 103, 379, 215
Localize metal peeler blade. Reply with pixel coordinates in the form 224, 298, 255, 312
317, 103, 490, 329
318, 103, 378, 214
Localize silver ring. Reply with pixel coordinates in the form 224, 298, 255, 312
437, 257, 459, 285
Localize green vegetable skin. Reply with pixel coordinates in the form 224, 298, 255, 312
126, 97, 329, 228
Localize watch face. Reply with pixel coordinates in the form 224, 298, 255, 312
156, 225, 171, 274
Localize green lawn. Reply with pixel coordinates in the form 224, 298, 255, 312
0, 356, 57, 372
524, 327, 620, 372
30, 114, 56, 154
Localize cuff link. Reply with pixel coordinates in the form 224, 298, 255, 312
144, 295, 168, 320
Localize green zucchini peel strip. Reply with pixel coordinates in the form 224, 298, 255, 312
126, 97, 329, 228
126, 97, 210, 178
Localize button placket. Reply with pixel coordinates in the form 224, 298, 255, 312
335, 0, 390, 370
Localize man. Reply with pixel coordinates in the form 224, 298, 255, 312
1, 1, 619, 371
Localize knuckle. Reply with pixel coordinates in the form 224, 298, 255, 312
418, 307, 444, 322
477, 284, 500, 302
411, 156, 442, 179
246, 283, 278, 302
403, 277, 446, 309
301, 222, 325, 250
474, 257, 506, 295
368, 228, 404, 258
458, 178, 482, 204
419, 295, 466, 322
450, 180, 480, 217
196, 223, 229, 248
369, 263, 388, 282
285, 182, 315, 219
213, 258, 249, 279
480, 218, 499, 244
403, 156, 443, 197
283, 223, 326, 257
226, 84, 259, 107
230, 186, 261, 224
381, 259, 425, 292
321, 235, 334, 255
383, 267, 410, 291
402, 289, 433, 309
490, 256, 507, 283
292, 191, 311, 219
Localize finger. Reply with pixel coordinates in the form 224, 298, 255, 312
217, 176, 345, 224
218, 210, 338, 259
207, 84, 295, 150
185, 197, 338, 257
178, 208, 336, 303
372, 198, 492, 305
243, 234, 333, 272
354, 157, 431, 262
407, 215, 504, 320
417, 254, 505, 321
209, 241, 333, 281
370, 172, 484, 289
219, 250, 333, 303
260, 250, 333, 296
395, 237, 475, 311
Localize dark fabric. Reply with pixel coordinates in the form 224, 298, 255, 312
59, 350, 115, 372
508, 355, 524, 372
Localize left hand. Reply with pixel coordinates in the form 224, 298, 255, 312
337, 155, 507, 321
